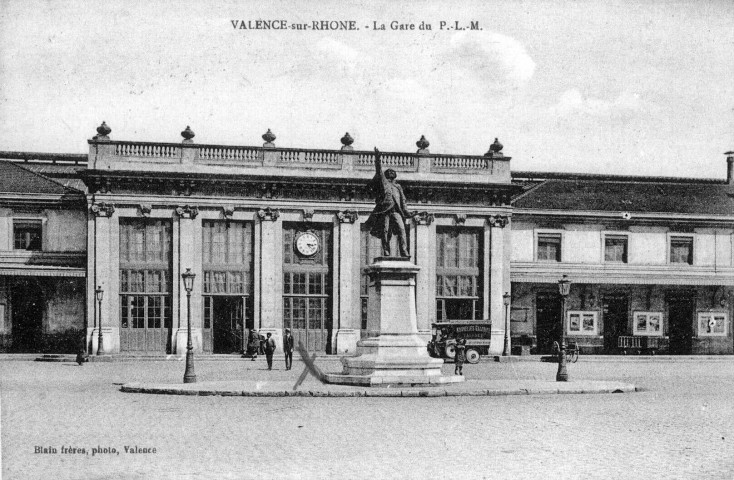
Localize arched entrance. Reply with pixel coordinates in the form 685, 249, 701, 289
11, 278, 44, 353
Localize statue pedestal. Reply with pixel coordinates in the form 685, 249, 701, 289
325, 257, 463, 386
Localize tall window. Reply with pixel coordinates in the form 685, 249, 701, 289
119, 220, 172, 333
604, 235, 628, 263
13, 220, 42, 250
670, 236, 693, 265
537, 233, 561, 262
202, 221, 253, 296
282, 224, 332, 352
436, 228, 481, 321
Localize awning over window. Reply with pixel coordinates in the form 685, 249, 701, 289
0, 265, 85, 278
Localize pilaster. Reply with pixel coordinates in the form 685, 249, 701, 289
88, 202, 120, 354
335, 209, 360, 354
257, 207, 283, 349
413, 212, 436, 339
174, 205, 202, 354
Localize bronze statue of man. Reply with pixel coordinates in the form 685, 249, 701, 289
365, 147, 412, 257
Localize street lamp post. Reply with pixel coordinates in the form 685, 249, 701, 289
95, 286, 104, 355
502, 292, 511, 356
182, 268, 197, 384
557, 275, 571, 382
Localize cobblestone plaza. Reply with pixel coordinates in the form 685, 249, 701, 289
2, 357, 733, 479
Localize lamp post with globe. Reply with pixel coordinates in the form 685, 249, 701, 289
182, 268, 197, 384
557, 275, 571, 382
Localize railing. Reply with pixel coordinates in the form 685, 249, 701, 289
432, 156, 488, 170
198, 146, 260, 163
115, 143, 179, 158
355, 153, 415, 169
279, 150, 340, 165
92, 140, 510, 181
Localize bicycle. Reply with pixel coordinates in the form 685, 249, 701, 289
552, 341, 579, 363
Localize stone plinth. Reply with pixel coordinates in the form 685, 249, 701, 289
326, 257, 463, 386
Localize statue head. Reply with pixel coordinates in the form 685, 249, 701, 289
385, 168, 397, 180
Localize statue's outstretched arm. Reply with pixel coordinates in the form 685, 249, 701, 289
374, 147, 382, 175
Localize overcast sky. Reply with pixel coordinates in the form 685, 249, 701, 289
1, 0, 732, 178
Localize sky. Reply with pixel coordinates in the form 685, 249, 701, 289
0, 0, 732, 178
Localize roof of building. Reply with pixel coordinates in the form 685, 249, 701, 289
512, 174, 734, 215
0, 160, 83, 196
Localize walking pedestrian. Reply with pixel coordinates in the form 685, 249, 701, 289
264, 332, 276, 370
283, 328, 294, 370
454, 337, 466, 376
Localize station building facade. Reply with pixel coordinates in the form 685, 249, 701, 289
1, 125, 732, 356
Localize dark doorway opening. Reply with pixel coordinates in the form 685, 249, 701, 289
603, 295, 628, 353
11, 279, 44, 353
212, 297, 244, 354
668, 294, 694, 354
536, 293, 562, 354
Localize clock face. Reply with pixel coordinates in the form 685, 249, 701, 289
295, 232, 320, 257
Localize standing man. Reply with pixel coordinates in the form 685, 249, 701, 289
365, 147, 412, 257
283, 328, 294, 370
454, 337, 466, 376
264, 332, 276, 370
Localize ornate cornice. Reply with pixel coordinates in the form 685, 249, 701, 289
257, 206, 280, 221
337, 209, 359, 223
90, 202, 115, 217
175, 205, 199, 219
488, 214, 510, 228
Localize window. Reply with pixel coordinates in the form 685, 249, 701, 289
670, 236, 693, 265
567, 311, 598, 335
13, 220, 42, 250
537, 233, 561, 262
697, 312, 727, 336
436, 228, 482, 321
605, 235, 628, 263
633, 311, 663, 336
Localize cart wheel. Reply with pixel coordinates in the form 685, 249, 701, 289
570, 350, 579, 363
445, 344, 456, 359
465, 348, 480, 364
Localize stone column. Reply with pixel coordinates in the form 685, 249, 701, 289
257, 207, 283, 349
335, 210, 360, 354
413, 212, 436, 341
488, 215, 509, 355
174, 205, 201, 355
88, 202, 118, 354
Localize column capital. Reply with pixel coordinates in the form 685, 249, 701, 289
412, 211, 434, 226
138, 204, 152, 217
222, 205, 235, 219
302, 208, 314, 222
337, 209, 359, 223
488, 214, 510, 228
454, 213, 467, 226
90, 202, 115, 217
257, 206, 280, 221
176, 205, 199, 219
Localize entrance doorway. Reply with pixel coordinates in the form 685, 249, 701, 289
11, 279, 44, 353
603, 295, 628, 353
668, 294, 694, 354
536, 293, 561, 354
203, 296, 248, 354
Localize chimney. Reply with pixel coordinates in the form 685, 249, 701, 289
727, 151, 734, 185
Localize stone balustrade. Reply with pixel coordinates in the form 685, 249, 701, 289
89, 139, 511, 184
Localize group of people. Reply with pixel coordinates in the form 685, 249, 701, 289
246, 328, 294, 370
